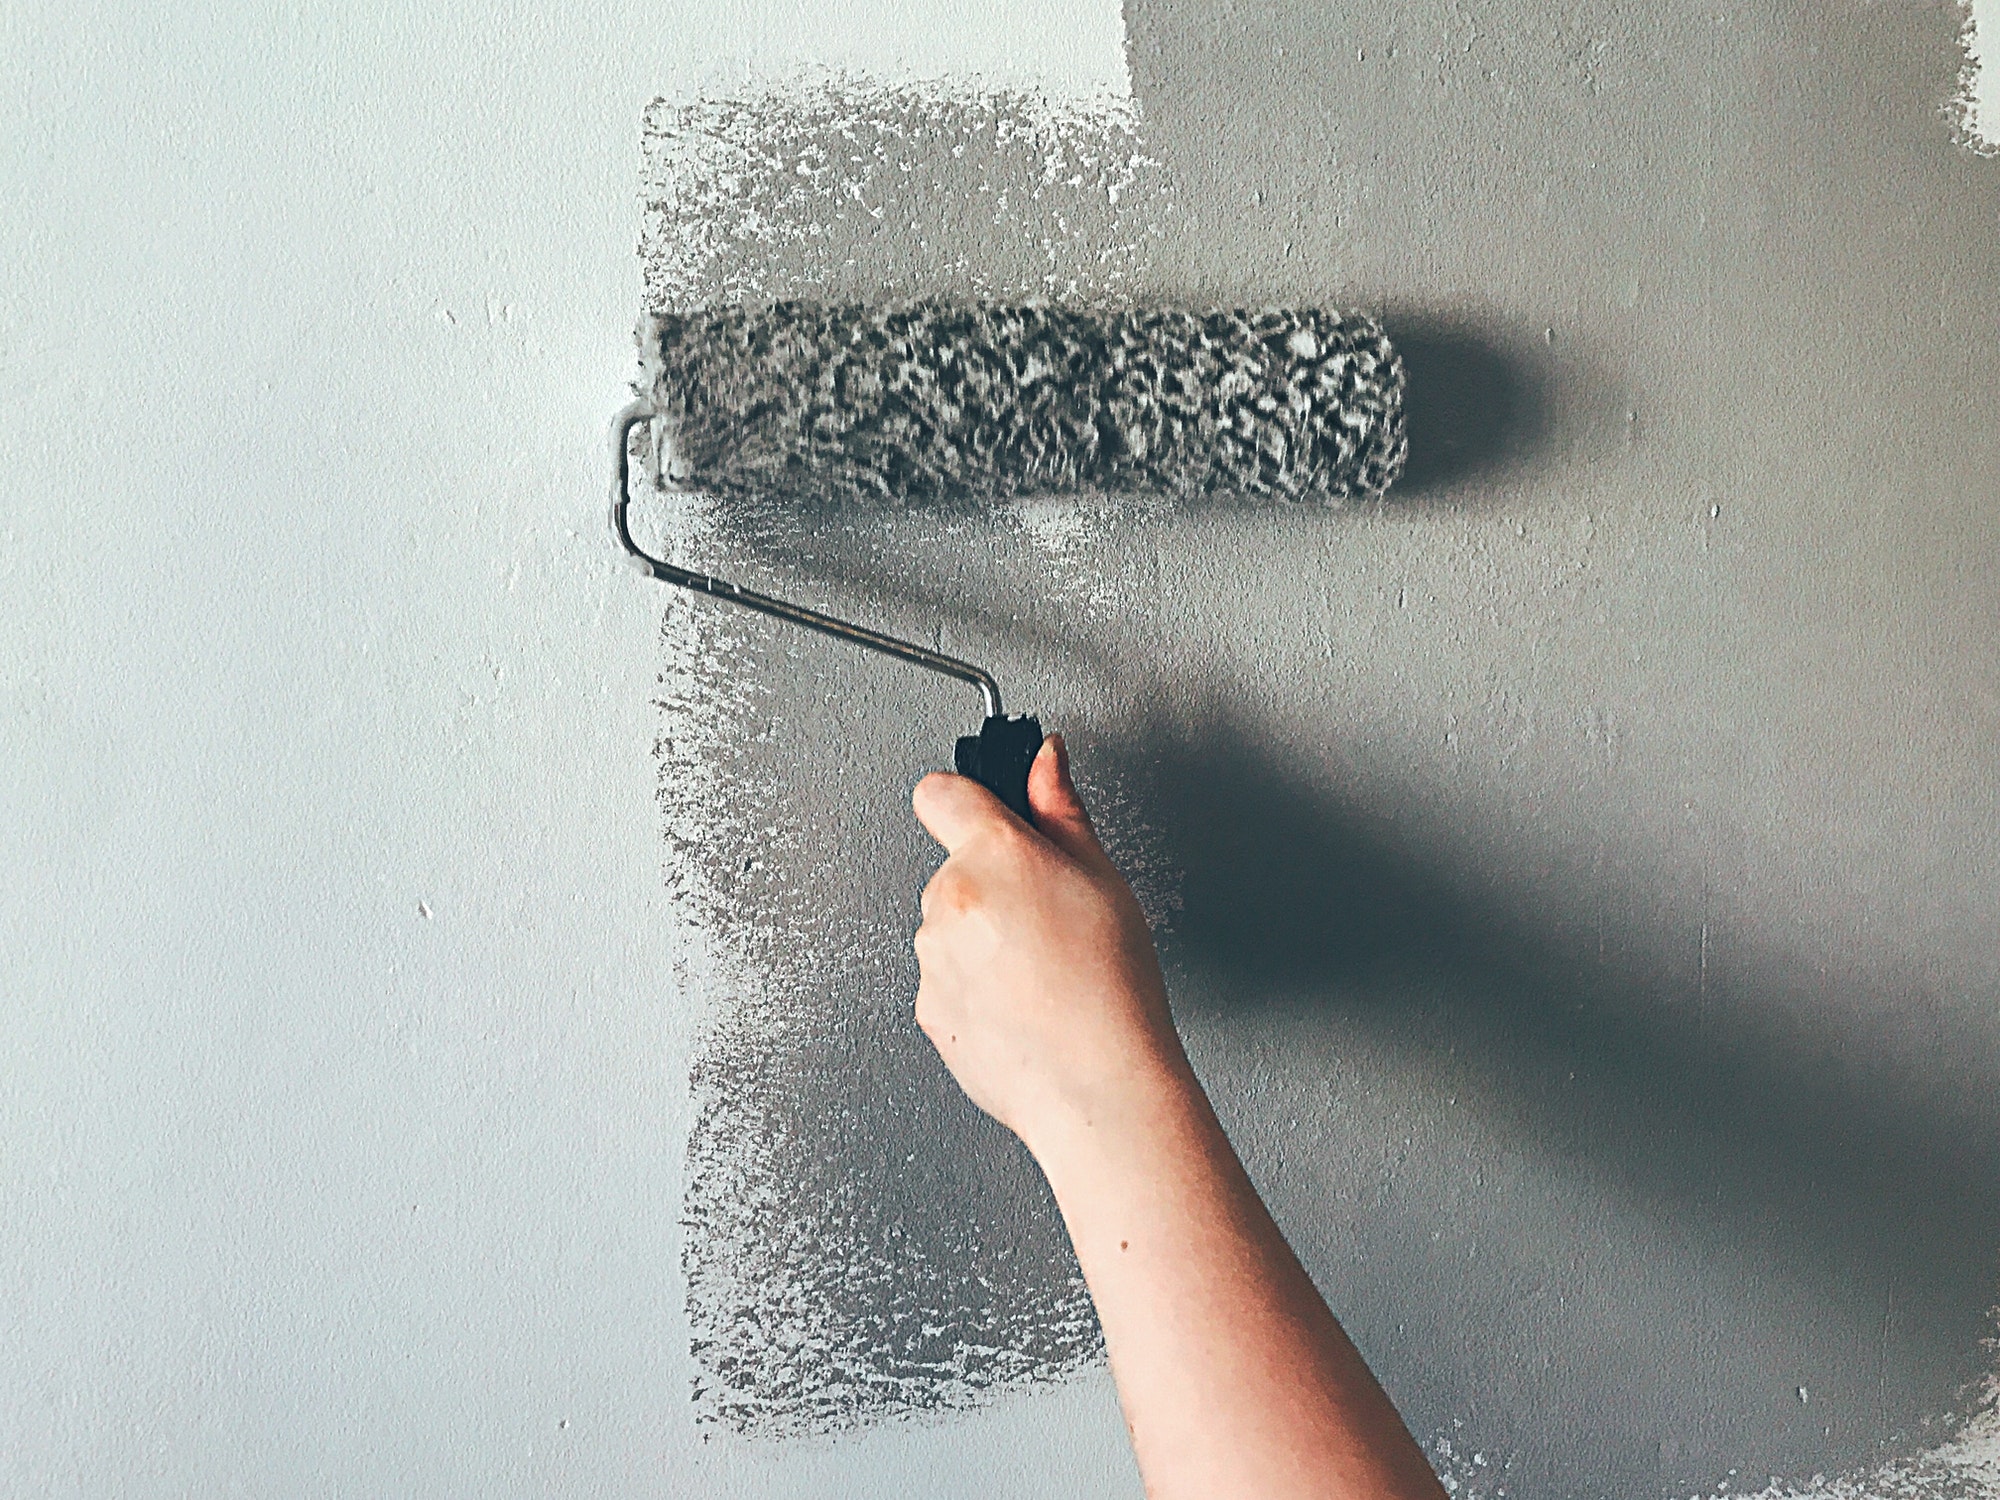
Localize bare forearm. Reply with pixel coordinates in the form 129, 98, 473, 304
910, 745, 1442, 1498
1033, 1058, 1447, 1500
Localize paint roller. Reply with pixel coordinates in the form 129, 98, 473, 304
612, 301, 1407, 821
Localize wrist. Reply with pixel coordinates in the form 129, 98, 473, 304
1022, 1037, 1210, 1199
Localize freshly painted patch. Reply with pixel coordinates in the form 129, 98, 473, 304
633, 0, 2000, 1480
1424, 1364, 1999, 1500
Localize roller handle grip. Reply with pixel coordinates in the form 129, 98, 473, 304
955, 714, 1045, 825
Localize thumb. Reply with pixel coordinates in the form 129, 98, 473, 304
912, 769, 1013, 853
1027, 735, 1107, 867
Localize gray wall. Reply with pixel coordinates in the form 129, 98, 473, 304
659, 4, 2000, 1497
5, 1, 1996, 1496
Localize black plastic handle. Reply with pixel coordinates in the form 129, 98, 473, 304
954, 713, 1045, 824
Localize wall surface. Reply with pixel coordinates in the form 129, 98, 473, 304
4, 3, 1999, 1499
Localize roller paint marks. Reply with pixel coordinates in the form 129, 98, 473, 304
641, 78, 1155, 313
1954, 0, 1999, 153
640, 72, 1173, 1433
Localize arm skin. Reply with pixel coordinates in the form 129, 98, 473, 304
913, 735, 1447, 1500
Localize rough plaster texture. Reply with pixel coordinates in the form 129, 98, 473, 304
5, 3, 2000, 1500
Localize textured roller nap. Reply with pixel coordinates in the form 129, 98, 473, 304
644, 302, 1407, 506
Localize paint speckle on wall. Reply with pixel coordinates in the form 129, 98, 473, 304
1954, 0, 2000, 153
637, 72, 1173, 1433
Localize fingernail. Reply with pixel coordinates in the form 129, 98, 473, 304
1050, 732, 1069, 776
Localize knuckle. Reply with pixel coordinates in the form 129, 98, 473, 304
985, 822, 1040, 870
923, 864, 975, 917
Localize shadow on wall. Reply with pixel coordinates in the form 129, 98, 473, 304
1385, 320, 1558, 496
1107, 708, 2000, 1483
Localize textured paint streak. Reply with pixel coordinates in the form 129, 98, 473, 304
638, 73, 1172, 1433
641, 76, 1155, 313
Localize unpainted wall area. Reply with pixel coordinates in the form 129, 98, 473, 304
655, 2, 2000, 1495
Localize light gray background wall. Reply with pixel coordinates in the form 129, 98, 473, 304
5, 3, 1997, 1498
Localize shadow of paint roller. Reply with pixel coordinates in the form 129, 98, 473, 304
611, 300, 1408, 823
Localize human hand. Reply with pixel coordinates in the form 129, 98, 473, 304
911, 735, 1189, 1162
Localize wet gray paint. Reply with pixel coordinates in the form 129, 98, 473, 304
641, 4, 2000, 1494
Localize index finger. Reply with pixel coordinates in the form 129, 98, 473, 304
912, 770, 1015, 852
